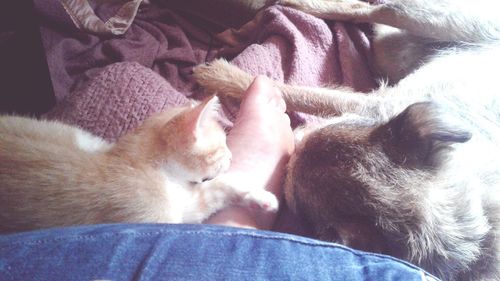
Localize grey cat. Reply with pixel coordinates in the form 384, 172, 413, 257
193, 1, 500, 280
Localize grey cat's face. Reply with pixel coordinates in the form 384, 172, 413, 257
285, 102, 472, 256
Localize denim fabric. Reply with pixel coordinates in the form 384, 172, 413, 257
0, 224, 439, 281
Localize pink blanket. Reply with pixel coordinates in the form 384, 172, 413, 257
44, 5, 377, 234
45, 5, 376, 134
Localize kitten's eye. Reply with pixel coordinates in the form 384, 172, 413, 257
190, 177, 213, 185
201, 177, 213, 182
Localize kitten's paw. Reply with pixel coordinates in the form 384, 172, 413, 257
241, 190, 279, 213
192, 59, 253, 99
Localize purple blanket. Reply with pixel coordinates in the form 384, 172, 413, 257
39, 2, 377, 234
36, 0, 218, 103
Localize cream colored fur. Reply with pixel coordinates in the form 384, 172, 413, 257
0, 97, 278, 233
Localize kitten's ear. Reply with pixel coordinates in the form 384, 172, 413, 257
185, 95, 220, 137
377, 102, 472, 166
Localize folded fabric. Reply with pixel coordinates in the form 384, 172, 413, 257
42, 4, 376, 135
36, 0, 218, 103
42, 4, 378, 234
37, 0, 269, 36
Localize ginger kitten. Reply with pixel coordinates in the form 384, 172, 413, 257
0, 96, 278, 233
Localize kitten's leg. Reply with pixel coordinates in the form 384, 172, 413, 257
181, 175, 279, 224
193, 59, 385, 118
281, 0, 500, 42
197, 175, 280, 216
212, 175, 280, 212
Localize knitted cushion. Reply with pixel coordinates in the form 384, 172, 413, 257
44, 62, 189, 141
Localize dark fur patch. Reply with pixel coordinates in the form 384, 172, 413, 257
285, 102, 496, 281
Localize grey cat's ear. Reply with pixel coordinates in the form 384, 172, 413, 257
377, 102, 472, 166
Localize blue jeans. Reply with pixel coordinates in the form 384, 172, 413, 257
0, 224, 438, 280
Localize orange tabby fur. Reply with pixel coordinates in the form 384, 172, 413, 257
0, 96, 278, 233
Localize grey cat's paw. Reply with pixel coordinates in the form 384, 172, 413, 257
279, 0, 308, 8
279, 0, 331, 10
192, 59, 253, 99
241, 190, 279, 213
279, 0, 372, 21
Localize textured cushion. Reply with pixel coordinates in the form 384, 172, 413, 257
44, 62, 189, 141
